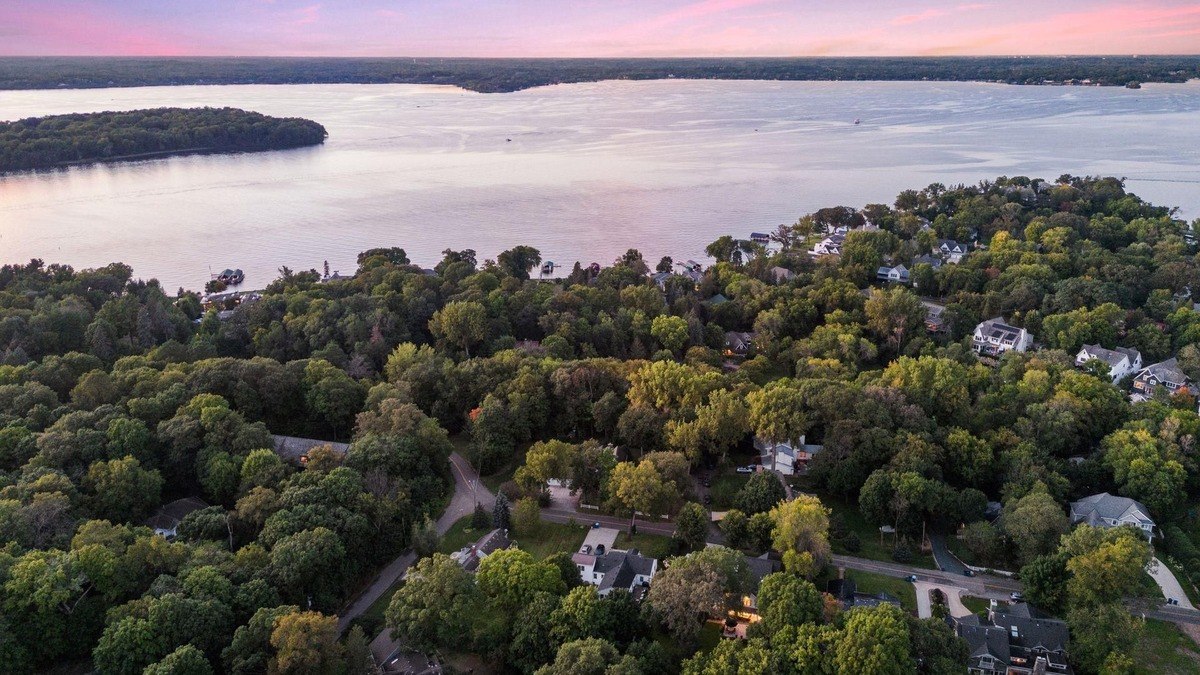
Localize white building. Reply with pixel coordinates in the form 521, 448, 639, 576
756, 435, 824, 476
971, 317, 1032, 357
1069, 492, 1155, 539
572, 547, 657, 598
1074, 344, 1142, 383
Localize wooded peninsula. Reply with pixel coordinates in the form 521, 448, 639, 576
0, 107, 327, 173
0, 56, 1197, 93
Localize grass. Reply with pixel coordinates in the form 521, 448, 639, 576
479, 439, 531, 493
843, 569, 917, 612
708, 473, 749, 510
439, 515, 485, 554
511, 519, 589, 560
1162, 557, 1200, 607
822, 495, 936, 570
354, 577, 403, 637
960, 595, 992, 615
697, 622, 723, 652
1131, 619, 1200, 675
615, 529, 676, 560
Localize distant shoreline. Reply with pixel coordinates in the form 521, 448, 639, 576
1, 55, 1197, 94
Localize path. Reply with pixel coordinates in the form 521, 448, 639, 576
337, 452, 494, 633
1149, 557, 1197, 610
913, 581, 974, 619
929, 534, 967, 576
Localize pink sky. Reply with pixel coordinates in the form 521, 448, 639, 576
1, 0, 1198, 57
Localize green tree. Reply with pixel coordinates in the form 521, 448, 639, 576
476, 548, 565, 612
143, 645, 213, 675
650, 315, 689, 356
512, 497, 541, 536
865, 287, 926, 355
535, 638, 623, 675
646, 546, 750, 645
1002, 484, 1069, 566
720, 509, 750, 550
878, 356, 972, 424
674, 502, 709, 552
754, 573, 823, 636
1102, 427, 1187, 517
734, 471, 787, 515
269, 611, 341, 675
84, 455, 163, 523
430, 301, 489, 357
746, 383, 809, 448
768, 494, 832, 576
497, 246, 542, 280
1019, 553, 1071, 615
834, 604, 915, 675
385, 553, 479, 651
608, 459, 668, 531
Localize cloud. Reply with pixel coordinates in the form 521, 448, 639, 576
291, 4, 321, 26
892, 8, 945, 25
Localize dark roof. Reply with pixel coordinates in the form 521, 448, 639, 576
744, 554, 782, 583
461, 528, 511, 572
145, 497, 209, 531
592, 550, 656, 592
272, 435, 350, 463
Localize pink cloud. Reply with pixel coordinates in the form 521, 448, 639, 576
892, 8, 945, 25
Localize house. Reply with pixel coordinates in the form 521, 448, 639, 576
650, 271, 673, 290
875, 264, 910, 284
452, 528, 511, 572
756, 435, 824, 475
911, 253, 943, 270
271, 435, 350, 466
922, 300, 947, 333
934, 239, 969, 264
750, 232, 771, 245
1131, 358, 1193, 401
769, 266, 795, 284
729, 554, 783, 622
707, 294, 729, 306
1069, 492, 1155, 539
724, 331, 755, 357
826, 577, 900, 611
809, 228, 848, 257
1074, 344, 1142, 383
573, 547, 657, 598
954, 603, 1072, 675
144, 497, 210, 538
971, 317, 1032, 357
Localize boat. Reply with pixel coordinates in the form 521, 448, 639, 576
853, 118, 861, 125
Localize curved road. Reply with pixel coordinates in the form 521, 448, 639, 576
337, 452, 495, 633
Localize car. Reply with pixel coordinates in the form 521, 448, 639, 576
962, 569, 974, 577
906, 575, 917, 582
735, 466, 753, 474
592, 522, 601, 529
1010, 592, 1024, 602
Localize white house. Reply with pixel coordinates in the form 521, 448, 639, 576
572, 548, 657, 598
1075, 344, 1142, 383
935, 239, 970, 264
971, 317, 1032, 357
755, 435, 824, 476
1069, 492, 1155, 539
809, 229, 847, 257
144, 497, 209, 539
876, 264, 910, 284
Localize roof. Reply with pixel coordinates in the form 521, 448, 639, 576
1070, 492, 1153, 526
975, 317, 1024, 341
145, 497, 209, 531
592, 550, 657, 592
743, 553, 782, 583
1137, 358, 1187, 384
1077, 344, 1140, 367
937, 239, 968, 253
460, 528, 511, 572
993, 605, 1071, 654
725, 331, 755, 351
272, 435, 350, 463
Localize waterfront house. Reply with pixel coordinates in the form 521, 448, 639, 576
1131, 358, 1193, 401
1074, 344, 1142, 383
955, 603, 1072, 675
1069, 492, 1155, 539
769, 266, 795, 284
650, 271, 673, 290
971, 317, 1032, 357
750, 232, 771, 245
810, 228, 848, 257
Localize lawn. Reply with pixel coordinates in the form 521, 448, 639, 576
708, 473, 749, 510
615, 529, 676, 560
1131, 619, 1200, 675
439, 515, 486, 555
843, 569, 917, 612
1162, 557, 1200, 607
822, 495, 936, 570
479, 440, 531, 493
512, 520, 589, 560
960, 595, 992, 615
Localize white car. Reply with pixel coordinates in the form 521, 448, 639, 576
735, 466, 754, 474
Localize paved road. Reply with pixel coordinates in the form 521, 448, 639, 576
541, 505, 677, 537
337, 452, 494, 633
1148, 557, 1197, 610
929, 534, 968, 575
914, 581, 974, 619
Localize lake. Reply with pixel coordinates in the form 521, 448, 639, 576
2, 79, 1199, 291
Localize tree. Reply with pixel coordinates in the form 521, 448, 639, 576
517, 439, 576, 493
865, 287, 926, 355
734, 472, 787, 515
385, 553, 479, 651
498, 246, 542, 280
1102, 427, 1187, 517
878, 356, 972, 424
608, 459, 668, 531
508, 592, 562, 673
754, 573, 823, 636
834, 604, 915, 675
535, 638, 622, 675
650, 315, 689, 356
493, 491, 512, 530
476, 548, 565, 611
768, 494, 832, 576
1019, 553, 1070, 614
411, 517, 440, 558
674, 502, 709, 552
646, 547, 750, 645
430, 301, 489, 357
1062, 525, 1152, 607
549, 585, 606, 644
1067, 603, 1142, 674
746, 383, 809, 449
269, 611, 341, 675
1002, 484, 1069, 566
84, 455, 163, 523
512, 497, 541, 536
342, 625, 373, 675
240, 448, 290, 492
720, 509, 750, 550
144, 645, 213, 675
907, 615, 969, 675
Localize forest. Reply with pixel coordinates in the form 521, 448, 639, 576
0, 55, 1197, 93
0, 107, 327, 173
1, 175, 1199, 673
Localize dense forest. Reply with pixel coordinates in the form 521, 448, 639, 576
2, 175, 1200, 673
0, 107, 327, 173
0, 56, 1197, 93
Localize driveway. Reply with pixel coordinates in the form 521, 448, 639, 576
914, 581, 974, 619
581, 527, 619, 552
1149, 557, 1197, 610
929, 534, 967, 575
337, 451, 494, 633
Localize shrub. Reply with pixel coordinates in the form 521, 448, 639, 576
892, 542, 914, 563
842, 532, 861, 553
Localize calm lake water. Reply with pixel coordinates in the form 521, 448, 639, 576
2, 80, 1199, 291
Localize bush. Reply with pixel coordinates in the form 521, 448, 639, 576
828, 513, 849, 541
842, 532, 861, 553
892, 542, 914, 563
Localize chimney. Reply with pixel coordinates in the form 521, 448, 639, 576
838, 567, 845, 580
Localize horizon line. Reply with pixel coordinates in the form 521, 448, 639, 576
4, 53, 1200, 60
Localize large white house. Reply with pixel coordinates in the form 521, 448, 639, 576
971, 318, 1032, 357
1069, 492, 1155, 539
1074, 344, 1142, 383
572, 547, 657, 598
756, 435, 824, 476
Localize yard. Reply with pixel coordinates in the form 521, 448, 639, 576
615, 529, 676, 560
821, 495, 937, 570
1131, 619, 1200, 674
707, 472, 750, 510
842, 569, 918, 612
511, 519, 590, 560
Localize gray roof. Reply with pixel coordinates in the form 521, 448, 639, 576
272, 435, 350, 463
1070, 492, 1153, 526
936, 239, 968, 254
145, 497, 209, 532
975, 317, 1024, 341
743, 553, 782, 583
593, 550, 656, 593
725, 331, 755, 351
1077, 344, 1140, 367
1137, 358, 1187, 385
461, 528, 511, 572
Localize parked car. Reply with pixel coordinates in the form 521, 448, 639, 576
592, 522, 601, 529
735, 466, 753, 474
962, 569, 975, 577
704, 495, 712, 505
906, 575, 918, 582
